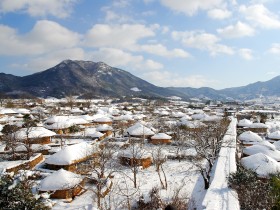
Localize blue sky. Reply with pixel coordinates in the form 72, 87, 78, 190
1, 0, 280, 89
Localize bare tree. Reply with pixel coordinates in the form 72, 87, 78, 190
119, 141, 150, 188
89, 144, 117, 209
152, 146, 168, 189
187, 117, 230, 189
66, 95, 76, 109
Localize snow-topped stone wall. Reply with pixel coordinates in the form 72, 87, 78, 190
202, 117, 240, 210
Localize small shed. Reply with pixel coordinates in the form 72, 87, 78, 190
150, 133, 172, 144
39, 169, 85, 199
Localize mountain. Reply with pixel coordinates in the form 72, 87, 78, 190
2, 60, 280, 100
0, 60, 186, 99
170, 75, 280, 101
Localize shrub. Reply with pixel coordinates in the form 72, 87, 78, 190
229, 166, 274, 210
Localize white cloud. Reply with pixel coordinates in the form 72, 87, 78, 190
172, 31, 234, 56
239, 48, 254, 60
268, 43, 280, 54
89, 47, 163, 71
142, 71, 215, 87
207, 8, 232, 19
21, 48, 86, 72
217, 21, 255, 38
239, 4, 280, 29
85, 24, 155, 49
140, 44, 190, 58
160, 0, 223, 16
0, 0, 77, 18
0, 20, 81, 56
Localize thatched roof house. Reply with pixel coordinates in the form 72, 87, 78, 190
150, 133, 172, 144
45, 142, 97, 171
118, 145, 152, 169
39, 169, 85, 199
13, 127, 56, 144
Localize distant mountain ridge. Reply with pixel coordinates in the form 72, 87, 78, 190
0, 60, 186, 99
169, 75, 280, 101
1, 60, 280, 100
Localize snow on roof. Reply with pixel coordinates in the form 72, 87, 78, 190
13, 127, 56, 140
268, 131, 280, 140
114, 114, 134, 121
44, 121, 73, 130
274, 141, 280, 150
191, 113, 209, 120
238, 119, 252, 127
94, 117, 112, 123
171, 111, 185, 118
202, 115, 222, 122
179, 120, 206, 128
14, 108, 30, 114
238, 131, 263, 143
151, 133, 172, 140
96, 124, 113, 132
241, 153, 280, 178
80, 115, 95, 121
39, 169, 83, 191
0, 108, 17, 115
15, 144, 51, 152
243, 142, 280, 161
45, 142, 96, 165
119, 145, 151, 159
44, 116, 69, 124
126, 122, 155, 136
249, 123, 268, 128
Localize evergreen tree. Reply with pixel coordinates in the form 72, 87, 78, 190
0, 174, 50, 210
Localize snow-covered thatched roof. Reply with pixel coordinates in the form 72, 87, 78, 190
243, 142, 280, 161
13, 127, 56, 140
268, 131, 280, 140
45, 142, 97, 165
96, 124, 113, 132
151, 133, 172, 140
119, 145, 151, 159
238, 131, 263, 143
126, 123, 155, 136
241, 153, 280, 178
238, 119, 252, 127
39, 169, 83, 191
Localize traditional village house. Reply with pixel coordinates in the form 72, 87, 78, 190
39, 169, 85, 199
150, 133, 172, 145
45, 142, 97, 171
241, 153, 280, 178
118, 145, 152, 169
243, 141, 280, 161
13, 127, 57, 145
126, 122, 155, 139
238, 131, 264, 147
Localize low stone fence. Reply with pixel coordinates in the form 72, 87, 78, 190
6, 153, 44, 173
202, 118, 240, 210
